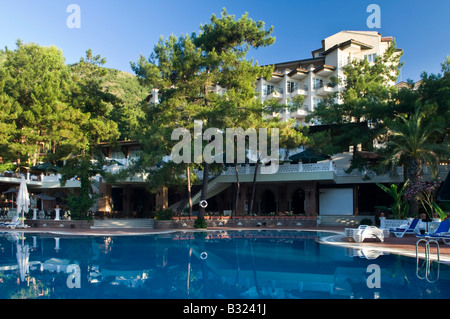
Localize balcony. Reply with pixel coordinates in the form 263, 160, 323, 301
267, 72, 284, 83
288, 85, 308, 98
200, 162, 450, 185
265, 90, 282, 101
314, 64, 336, 77
315, 84, 335, 96
290, 107, 309, 118
288, 68, 309, 80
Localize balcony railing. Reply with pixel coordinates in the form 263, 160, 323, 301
100, 155, 449, 183
288, 85, 308, 97
218, 162, 335, 176
195, 162, 450, 180
266, 91, 282, 100
290, 108, 309, 118
316, 84, 335, 96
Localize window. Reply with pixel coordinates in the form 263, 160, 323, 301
313, 78, 323, 90
263, 84, 275, 96
339, 53, 353, 67
364, 53, 377, 62
111, 151, 125, 159
278, 86, 284, 94
130, 149, 142, 158
313, 98, 322, 109
339, 54, 347, 67
287, 81, 299, 93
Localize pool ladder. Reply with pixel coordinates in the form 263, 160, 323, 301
416, 238, 440, 283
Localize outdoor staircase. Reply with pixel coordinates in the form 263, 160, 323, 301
166, 174, 231, 212
91, 218, 154, 229
191, 176, 231, 206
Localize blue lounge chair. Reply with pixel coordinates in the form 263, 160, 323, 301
392, 218, 420, 237
428, 233, 450, 245
422, 221, 450, 244
0, 216, 22, 229
416, 220, 450, 239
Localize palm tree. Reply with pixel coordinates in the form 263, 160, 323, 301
384, 107, 445, 215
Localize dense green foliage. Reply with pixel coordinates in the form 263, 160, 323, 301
307, 42, 403, 164
0, 44, 147, 166
129, 9, 303, 220
0, 43, 146, 217
101, 68, 147, 140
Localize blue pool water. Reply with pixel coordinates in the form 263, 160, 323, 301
0, 230, 449, 299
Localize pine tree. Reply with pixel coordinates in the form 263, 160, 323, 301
131, 9, 276, 221
0, 41, 88, 165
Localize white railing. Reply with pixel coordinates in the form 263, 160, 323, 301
379, 217, 408, 230
41, 174, 62, 182
218, 161, 335, 176
104, 157, 140, 166
103, 158, 449, 181
335, 165, 449, 178
379, 217, 441, 232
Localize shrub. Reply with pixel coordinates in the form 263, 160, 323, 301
155, 209, 174, 220
194, 217, 207, 229
360, 218, 373, 226
67, 193, 95, 220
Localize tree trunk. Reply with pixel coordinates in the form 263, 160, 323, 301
186, 165, 192, 219
199, 162, 209, 219
248, 160, 259, 216
234, 163, 240, 217
407, 158, 422, 217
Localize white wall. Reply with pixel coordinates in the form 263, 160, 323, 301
319, 188, 353, 215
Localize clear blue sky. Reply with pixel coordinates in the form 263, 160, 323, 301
1, 0, 449, 82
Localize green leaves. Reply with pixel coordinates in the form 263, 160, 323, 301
307, 40, 403, 162
193, 9, 275, 54
432, 202, 447, 221
376, 180, 410, 219
128, 8, 285, 209
383, 106, 446, 179
0, 42, 75, 164
0, 43, 134, 168
133, 9, 277, 160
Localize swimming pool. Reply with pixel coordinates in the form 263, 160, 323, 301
0, 230, 449, 299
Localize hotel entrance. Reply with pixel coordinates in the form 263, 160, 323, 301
291, 188, 305, 215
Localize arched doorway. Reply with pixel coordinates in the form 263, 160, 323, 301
260, 189, 276, 215
291, 188, 305, 215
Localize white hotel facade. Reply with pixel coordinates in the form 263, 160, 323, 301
255, 30, 397, 124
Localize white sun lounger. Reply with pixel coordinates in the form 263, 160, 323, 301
345, 225, 385, 243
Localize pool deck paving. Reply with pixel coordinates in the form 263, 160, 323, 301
5, 224, 450, 262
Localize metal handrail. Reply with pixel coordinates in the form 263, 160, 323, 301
416, 238, 440, 283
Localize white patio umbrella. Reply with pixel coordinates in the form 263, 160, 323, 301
16, 177, 30, 227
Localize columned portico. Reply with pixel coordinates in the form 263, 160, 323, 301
218, 181, 319, 216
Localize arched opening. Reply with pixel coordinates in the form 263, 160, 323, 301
291, 188, 305, 215
260, 189, 276, 215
